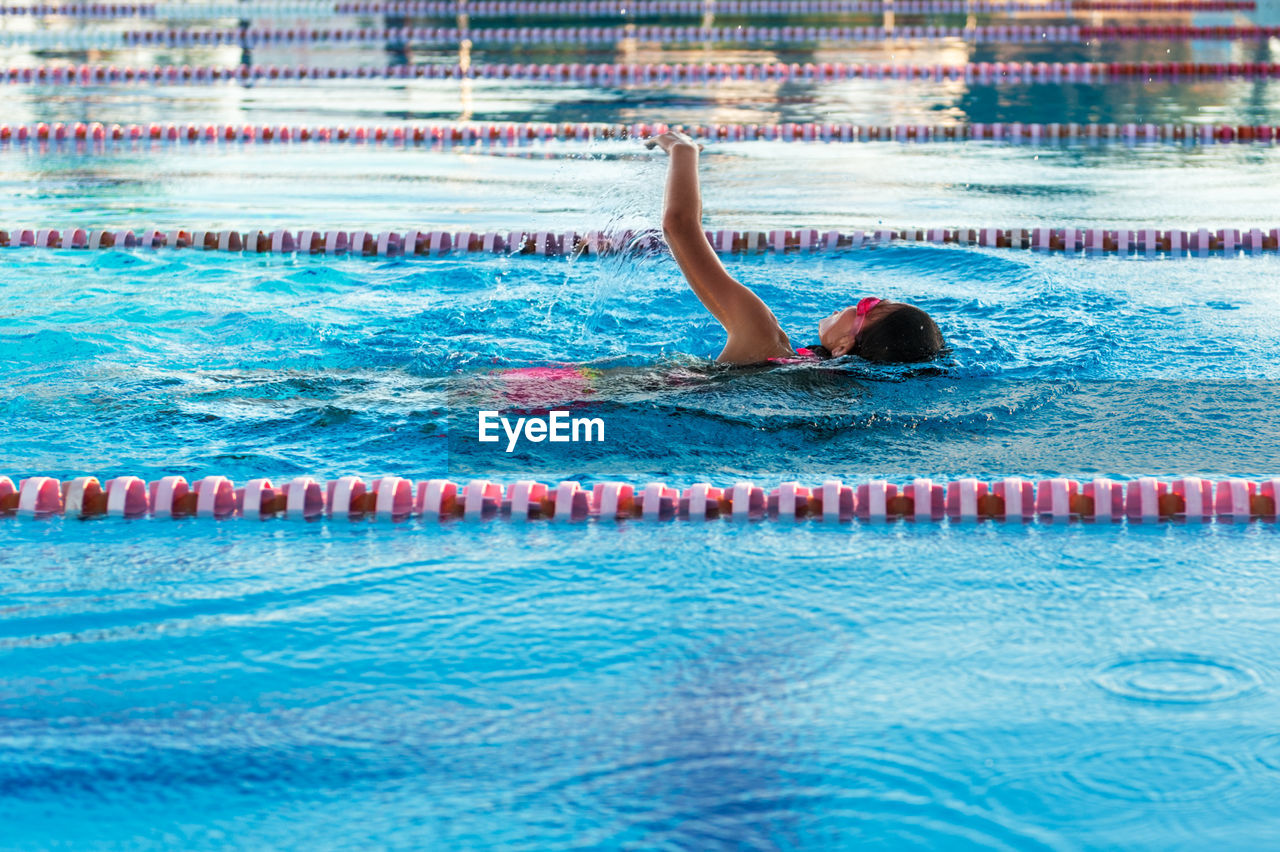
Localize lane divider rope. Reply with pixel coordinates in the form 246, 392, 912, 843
5, 475, 1277, 524
6, 61, 1279, 86
2, 225, 1279, 257
5, 25, 1279, 48
0, 1, 1256, 18
5, 120, 1280, 148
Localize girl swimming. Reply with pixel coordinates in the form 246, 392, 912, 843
646, 129, 945, 366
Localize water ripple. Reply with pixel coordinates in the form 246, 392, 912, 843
527, 747, 1067, 851
1253, 734, 1280, 772
1065, 746, 1240, 803
1093, 652, 1261, 705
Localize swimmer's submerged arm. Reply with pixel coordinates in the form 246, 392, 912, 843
649, 132, 792, 364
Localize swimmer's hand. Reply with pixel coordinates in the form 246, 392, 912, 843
645, 130, 703, 154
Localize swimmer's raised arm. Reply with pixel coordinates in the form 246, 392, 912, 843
647, 130, 793, 365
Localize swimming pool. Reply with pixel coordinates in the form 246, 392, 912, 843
4, 3, 1280, 847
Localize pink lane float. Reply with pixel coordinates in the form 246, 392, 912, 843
10, 25, 1280, 49
2, 475, 1277, 523
0, 1, 1257, 17
343, 0, 1262, 11
4, 121, 1280, 148
7, 61, 1280, 87
1, 226, 1278, 257
0, 25, 1086, 49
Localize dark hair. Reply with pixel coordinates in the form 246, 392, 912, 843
853, 304, 944, 363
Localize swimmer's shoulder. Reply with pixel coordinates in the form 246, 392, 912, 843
716, 327, 794, 366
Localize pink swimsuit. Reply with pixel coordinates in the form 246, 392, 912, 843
497, 365, 597, 408
766, 346, 825, 366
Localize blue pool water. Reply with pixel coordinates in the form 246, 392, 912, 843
5, 7, 1280, 848
5, 520, 1280, 849
6, 242, 1280, 849
5, 246, 1280, 480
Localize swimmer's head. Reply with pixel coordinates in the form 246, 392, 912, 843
818, 298, 944, 363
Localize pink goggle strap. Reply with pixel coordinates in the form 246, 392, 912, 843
850, 296, 883, 341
